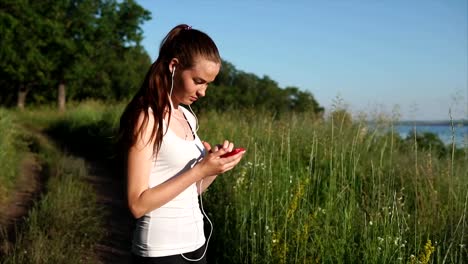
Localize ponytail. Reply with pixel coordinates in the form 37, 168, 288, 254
118, 24, 221, 156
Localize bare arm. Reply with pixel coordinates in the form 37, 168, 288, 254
127, 113, 245, 218
196, 175, 217, 194
127, 143, 206, 218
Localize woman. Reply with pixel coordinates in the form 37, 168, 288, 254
118, 24, 245, 263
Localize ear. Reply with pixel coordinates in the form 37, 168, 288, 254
168, 58, 179, 74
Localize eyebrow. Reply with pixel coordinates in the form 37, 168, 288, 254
194, 77, 210, 83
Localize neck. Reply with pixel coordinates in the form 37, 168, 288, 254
170, 94, 180, 109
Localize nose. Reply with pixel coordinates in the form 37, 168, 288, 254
197, 86, 207, 97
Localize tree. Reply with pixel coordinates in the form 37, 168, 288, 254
213, 60, 237, 87
196, 59, 325, 116
88, 0, 151, 100
284, 86, 323, 113
404, 131, 447, 157
0, 0, 53, 108
0, 0, 151, 108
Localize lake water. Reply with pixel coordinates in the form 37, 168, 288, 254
395, 124, 467, 148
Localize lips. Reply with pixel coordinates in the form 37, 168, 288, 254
190, 96, 198, 102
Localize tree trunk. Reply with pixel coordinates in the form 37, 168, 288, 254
58, 81, 66, 112
17, 84, 28, 110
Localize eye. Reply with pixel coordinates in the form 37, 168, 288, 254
194, 78, 206, 85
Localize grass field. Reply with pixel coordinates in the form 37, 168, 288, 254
1, 101, 467, 263
200, 110, 467, 263
0, 109, 28, 204
0, 106, 104, 263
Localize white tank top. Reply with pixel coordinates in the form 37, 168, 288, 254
131, 106, 206, 257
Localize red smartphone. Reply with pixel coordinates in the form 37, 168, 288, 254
220, 147, 245, 158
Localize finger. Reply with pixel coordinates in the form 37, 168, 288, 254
227, 142, 234, 152
221, 150, 245, 164
216, 148, 229, 158
202, 141, 212, 152
223, 140, 229, 149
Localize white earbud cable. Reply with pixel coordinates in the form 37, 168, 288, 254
181, 179, 213, 262
170, 67, 212, 262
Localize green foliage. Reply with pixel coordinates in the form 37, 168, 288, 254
17, 102, 466, 263
330, 109, 353, 128
45, 100, 123, 159
0, 0, 151, 106
404, 131, 448, 158
0, 109, 105, 263
0, 109, 28, 202
1, 1, 323, 115
200, 111, 467, 264
0, 0, 54, 105
196, 60, 324, 115
1, 156, 104, 264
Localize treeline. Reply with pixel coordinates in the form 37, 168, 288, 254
0, 0, 324, 115
0, 0, 151, 109
197, 61, 324, 114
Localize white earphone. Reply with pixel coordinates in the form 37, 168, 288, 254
169, 66, 176, 110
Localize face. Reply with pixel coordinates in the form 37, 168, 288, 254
171, 58, 220, 106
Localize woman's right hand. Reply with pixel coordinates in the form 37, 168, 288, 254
195, 141, 245, 179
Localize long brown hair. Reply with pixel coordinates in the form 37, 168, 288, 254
118, 24, 221, 156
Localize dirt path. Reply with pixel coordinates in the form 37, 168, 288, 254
84, 158, 134, 264
0, 153, 43, 255
0, 130, 134, 263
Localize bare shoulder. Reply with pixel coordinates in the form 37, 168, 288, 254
134, 108, 158, 149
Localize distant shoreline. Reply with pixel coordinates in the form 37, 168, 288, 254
395, 120, 468, 126
367, 120, 468, 126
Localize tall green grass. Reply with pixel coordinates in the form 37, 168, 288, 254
12, 101, 466, 263
1, 154, 104, 263
200, 110, 467, 263
1, 105, 106, 263
16, 100, 123, 161
0, 109, 28, 203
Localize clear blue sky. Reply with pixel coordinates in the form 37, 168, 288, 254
136, 0, 467, 121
